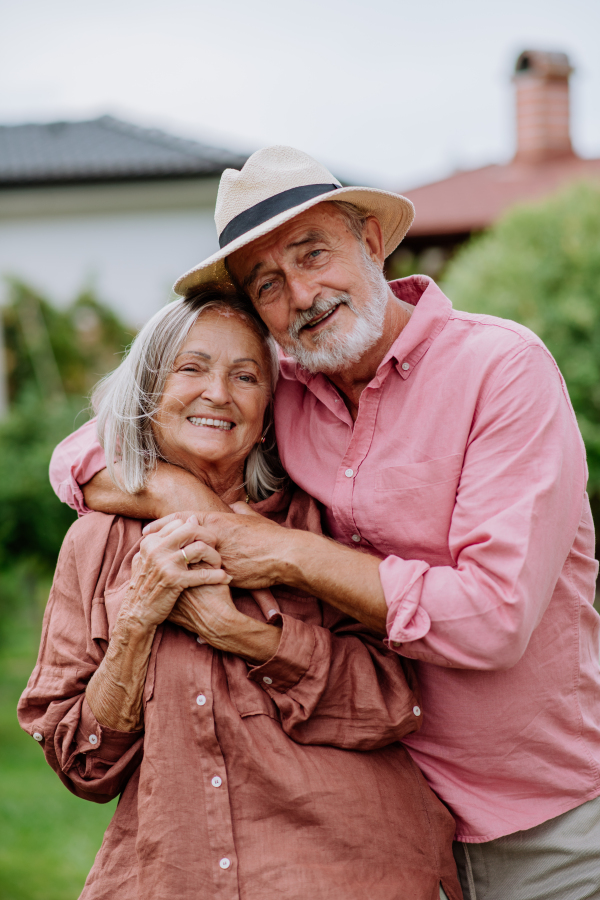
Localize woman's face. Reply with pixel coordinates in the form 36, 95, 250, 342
153, 309, 271, 483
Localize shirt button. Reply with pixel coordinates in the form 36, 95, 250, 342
196, 694, 207, 706
219, 858, 231, 870
392, 641, 402, 649
351, 534, 361, 542
262, 676, 273, 685
32, 732, 43, 742
345, 468, 354, 478
402, 361, 410, 370
89, 734, 98, 744
211, 775, 222, 788
413, 706, 421, 717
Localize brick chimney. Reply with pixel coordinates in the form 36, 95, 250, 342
513, 50, 575, 163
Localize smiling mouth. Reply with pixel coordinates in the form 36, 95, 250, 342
188, 416, 234, 430
303, 304, 341, 331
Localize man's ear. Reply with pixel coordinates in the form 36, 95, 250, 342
362, 216, 386, 269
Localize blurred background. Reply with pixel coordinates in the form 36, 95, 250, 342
1, 0, 599, 896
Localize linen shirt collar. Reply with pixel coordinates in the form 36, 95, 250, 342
289, 275, 453, 402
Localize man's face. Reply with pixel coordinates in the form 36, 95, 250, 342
227, 204, 390, 374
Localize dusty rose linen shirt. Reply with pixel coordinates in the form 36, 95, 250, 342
49, 276, 600, 843
18, 489, 461, 900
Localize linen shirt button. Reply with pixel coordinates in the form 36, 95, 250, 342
211, 776, 222, 788
196, 694, 207, 706
89, 734, 98, 744
413, 706, 421, 717
32, 732, 43, 742
351, 534, 361, 542
345, 468, 354, 477
219, 858, 231, 869
262, 676, 273, 685
402, 361, 410, 370
392, 641, 402, 649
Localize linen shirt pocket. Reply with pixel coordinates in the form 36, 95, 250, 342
371, 454, 463, 562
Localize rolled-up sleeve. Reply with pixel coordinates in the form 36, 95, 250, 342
382, 343, 591, 671
18, 527, 143, 802
49, 418, 106, 516
248, 607, 422, 750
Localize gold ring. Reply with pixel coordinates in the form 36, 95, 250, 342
181, 548, 190, 565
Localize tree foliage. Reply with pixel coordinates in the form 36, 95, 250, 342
443, 180, 600, 504
0, 284, 134, 637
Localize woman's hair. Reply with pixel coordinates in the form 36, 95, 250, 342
92, 283, 285, 502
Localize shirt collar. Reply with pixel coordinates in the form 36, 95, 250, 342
279, 275, 453, 399
384, 275, 452, 379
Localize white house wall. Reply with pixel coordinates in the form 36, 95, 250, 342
0, 179, 221, 326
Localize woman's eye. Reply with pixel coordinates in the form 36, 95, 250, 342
237, 374, 256, 383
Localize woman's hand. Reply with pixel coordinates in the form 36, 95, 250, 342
121, 516, 230, 633
170, 585, 282, 664
86, 517, 230, 733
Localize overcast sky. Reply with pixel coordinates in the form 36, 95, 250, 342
2, 0, 599, 188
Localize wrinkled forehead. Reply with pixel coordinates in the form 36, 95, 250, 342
227, 201, 346, 279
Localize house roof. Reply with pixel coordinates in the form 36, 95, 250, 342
0, 116, 248, 188
402, 155, 600, 239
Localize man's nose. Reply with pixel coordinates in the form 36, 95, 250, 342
285, 271, 319, 312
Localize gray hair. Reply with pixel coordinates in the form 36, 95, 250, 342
92, 284, 284, 502
329, 199, 369, 242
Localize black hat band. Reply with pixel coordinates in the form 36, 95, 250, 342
218, 183, 340, 249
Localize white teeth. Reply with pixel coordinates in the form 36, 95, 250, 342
188, 416, 233, 430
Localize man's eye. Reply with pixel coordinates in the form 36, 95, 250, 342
309, 249, 322, 259
258, 281, 274, 296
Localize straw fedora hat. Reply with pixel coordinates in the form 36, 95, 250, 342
173, 145, 415, 297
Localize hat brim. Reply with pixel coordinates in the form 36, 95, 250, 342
173, 186, 415, 297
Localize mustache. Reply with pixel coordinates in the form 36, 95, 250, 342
288, 293, 353, 341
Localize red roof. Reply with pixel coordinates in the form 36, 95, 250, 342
402, 155, 600, 237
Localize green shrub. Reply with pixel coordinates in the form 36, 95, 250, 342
443, 181, 600, 533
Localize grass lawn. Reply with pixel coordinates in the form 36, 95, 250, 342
0, 616, 116, 900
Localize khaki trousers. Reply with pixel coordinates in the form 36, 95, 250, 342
453, 794, 600, 900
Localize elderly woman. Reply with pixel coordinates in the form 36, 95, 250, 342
18, 286, 461, 900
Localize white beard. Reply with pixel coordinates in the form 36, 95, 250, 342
283, 255, 390, 376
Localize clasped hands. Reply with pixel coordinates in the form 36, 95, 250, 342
130, 514, 282, 663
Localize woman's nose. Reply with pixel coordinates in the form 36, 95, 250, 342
200, 374, 231, 405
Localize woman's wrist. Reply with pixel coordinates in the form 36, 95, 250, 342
216, 611, 282, 664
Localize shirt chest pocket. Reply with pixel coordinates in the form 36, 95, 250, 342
369, 454, 463, 562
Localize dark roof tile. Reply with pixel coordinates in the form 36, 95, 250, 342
0, 116, 248, 186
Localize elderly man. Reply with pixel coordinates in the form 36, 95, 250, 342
51, 147, 600, 900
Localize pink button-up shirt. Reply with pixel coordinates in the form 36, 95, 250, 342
50, 276, 600, 843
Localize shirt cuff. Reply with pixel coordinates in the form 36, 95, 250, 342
56, 473, 92, 517
68, 697, 141, 767
248, 612, 316, 692
379, 556, 432, 648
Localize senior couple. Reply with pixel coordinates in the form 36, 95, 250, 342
19, 146, 600, 900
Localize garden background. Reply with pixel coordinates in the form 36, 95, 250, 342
1, 180, 600, 898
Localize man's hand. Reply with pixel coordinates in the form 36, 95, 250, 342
145, 504, 389, 634
144, 505, 285, 588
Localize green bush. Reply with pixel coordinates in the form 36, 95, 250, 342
443, 180, 600, 536
0, 284, 134, 639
